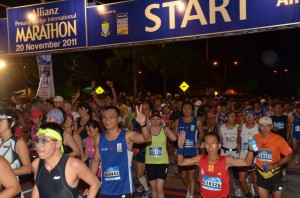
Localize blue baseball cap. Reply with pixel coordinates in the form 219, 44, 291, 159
244, 108, 256, 115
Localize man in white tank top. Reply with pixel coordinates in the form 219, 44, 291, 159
219, 109, 242, 197
237, 109, 259, 198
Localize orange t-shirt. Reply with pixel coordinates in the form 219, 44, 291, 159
253, 132, 292, 169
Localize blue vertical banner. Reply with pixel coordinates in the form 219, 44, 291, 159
7, 0, 86, 54
36, 55, 55, 98
0, 19, 8, 55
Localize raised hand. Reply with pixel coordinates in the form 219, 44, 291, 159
178, 130, 186, 148
135, 104, 146, 126
106, 81, 114, 88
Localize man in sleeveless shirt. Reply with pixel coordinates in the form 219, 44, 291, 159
91, 105, 151, 198
237, 109, 259, 198
177, 131, 254, 198
31, 122, 100, 198
174, 101, 204, 198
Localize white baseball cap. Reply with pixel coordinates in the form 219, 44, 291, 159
53, 96, 64, 102
259, 116, 272, 125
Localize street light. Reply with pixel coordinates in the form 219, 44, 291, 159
212, 60, 238, 81
0, 59, 6, 69
273, 67, 288, 94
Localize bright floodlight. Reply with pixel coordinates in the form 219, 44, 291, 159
97, 5, 105, 13
177, 1, 185, 11
0, 60, 6, 69
27, 13, 37, 22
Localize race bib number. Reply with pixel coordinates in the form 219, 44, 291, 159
184, 139, 194, 148
243, 142, 248, 150
274, 122, 284, 129
202, 176, 222, 191
149, 147, 162, 157
104, 166, 121, 181
257, 150, 272, 162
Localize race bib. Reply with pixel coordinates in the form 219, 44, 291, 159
149, 147, 162, 157
257, 150, 272, 162
184, 139, 194, 148
202, 175, 222, 191
243, 142, 248, 150
104, 166, 121, 181
274, 122, 284, 129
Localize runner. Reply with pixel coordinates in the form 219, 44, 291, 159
90, 105, 151, 197
177, 131, 254, 198
254, 116, 292, 198
31, 122, 100, 198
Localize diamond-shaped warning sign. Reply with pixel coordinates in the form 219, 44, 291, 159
179, 81, 189, 92
96, 86, 104, 94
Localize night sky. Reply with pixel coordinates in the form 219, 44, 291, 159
1, 1, 300, 96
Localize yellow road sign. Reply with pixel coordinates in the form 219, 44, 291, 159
96, 86, 104, 94
179, 81, 189, 92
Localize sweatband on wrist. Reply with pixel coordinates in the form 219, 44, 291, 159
177, 148, 184, 155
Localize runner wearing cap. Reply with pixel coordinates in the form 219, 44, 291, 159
237, 108, 259, 198
31, 122, 100, 198
218, 109, 242, 197
145, 110, 177, 198
53, 96, 64, 108
253, 116, 292, 198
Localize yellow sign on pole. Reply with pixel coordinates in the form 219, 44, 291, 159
214, 91, 218, 96
179, 81, 189, 92
96, 86, 104, 94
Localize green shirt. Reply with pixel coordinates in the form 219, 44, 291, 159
145, 127, 169, 164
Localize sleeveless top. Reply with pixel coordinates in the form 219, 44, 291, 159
199, 155, 229, 198
145, 127, 169, 164
215, 113, 227, 133
178, 117, 198, 157
270, 115, 288, 140
0, 135, 21, 169
292, 113, 300, 140
30, 125, 38, 152
86, 136, 101, 177
220, 124, 239, 158
76, 117, 88, 147
239, 123, 259, 158
99, 129, 134, 196
0, 135, 24, 198
36, 155, 78, 198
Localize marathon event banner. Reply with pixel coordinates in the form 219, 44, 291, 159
87, 0, 300, 47
0, 19, 8, 55
7, 0, 86, 55
36, 55, 55, 98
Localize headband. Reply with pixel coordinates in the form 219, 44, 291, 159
37, 128, 64, 153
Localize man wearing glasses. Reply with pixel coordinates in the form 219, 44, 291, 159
31, 122, 100, 198
91, 105, 151, 198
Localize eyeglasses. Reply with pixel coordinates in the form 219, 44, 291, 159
35, 138, 57, 144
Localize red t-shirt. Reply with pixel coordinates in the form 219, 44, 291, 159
199, 155, 230, 198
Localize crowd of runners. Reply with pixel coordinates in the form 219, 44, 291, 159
0, 80, 299, 198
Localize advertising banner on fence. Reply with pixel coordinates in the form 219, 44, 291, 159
0, 19, 8, 55
87, 0, 300, 47
7, 0, 86, 54
36, 54, 55, 98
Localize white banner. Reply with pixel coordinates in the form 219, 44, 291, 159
36, 55, 55, 98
